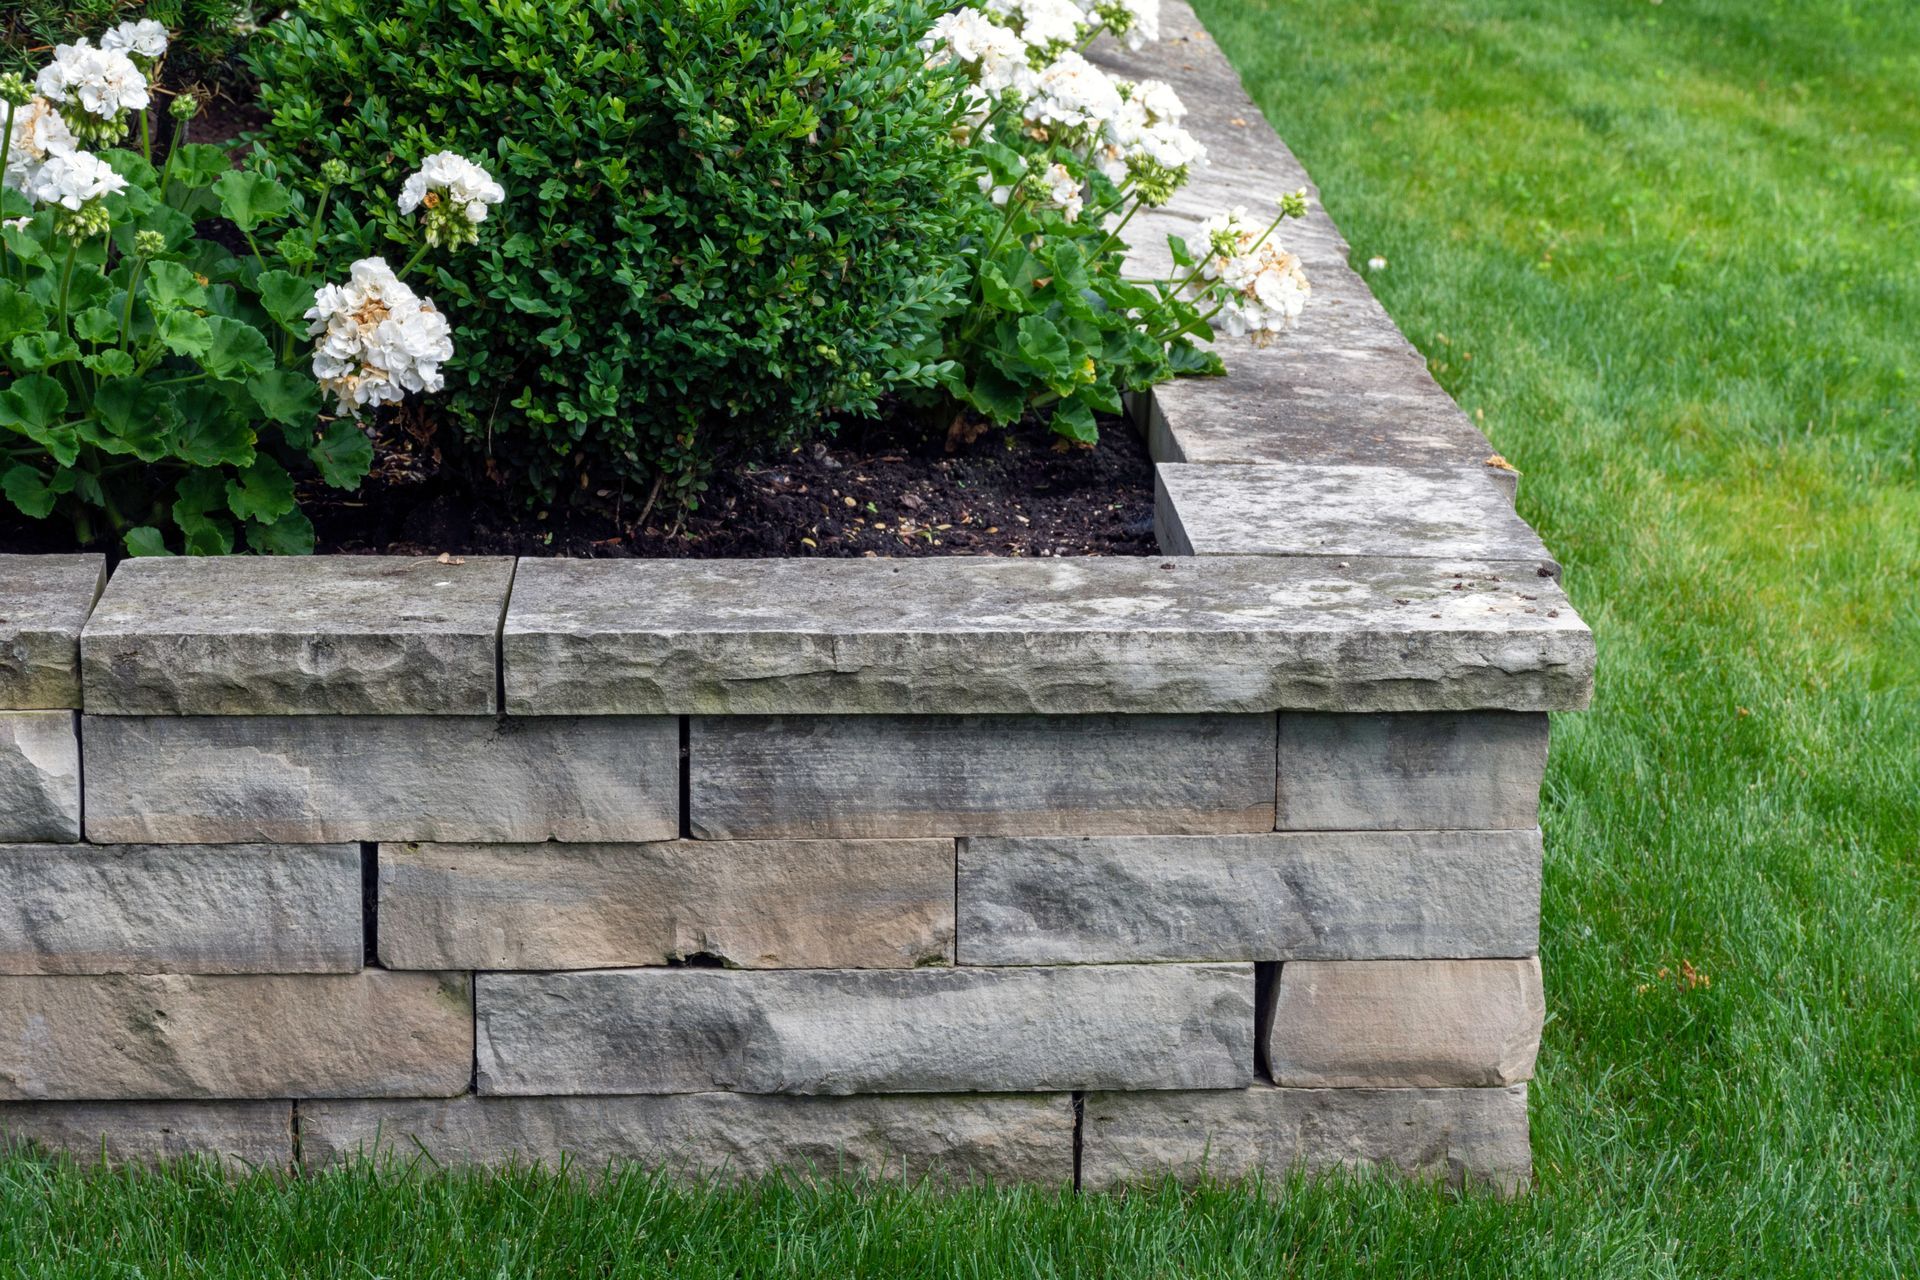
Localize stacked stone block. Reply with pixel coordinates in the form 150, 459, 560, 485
0, 0, 1593, 1192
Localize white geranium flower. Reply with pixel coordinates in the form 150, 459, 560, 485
1031, 161, 1084, 222
923, 8, 1035, 109
2, 216, 32, 232
35, 40, 150, 127
305, 257, 456, 415
1196, 206, 1312, 343
1023, 51, 1125, 139
1084, 0, 1161, 48
978, 172, 1014, 206
101, 19, 170, 61
1095, 78, 1204, 203
397, 151, 505, 248
985, 0, 1087, 53
1, 97, 77, 195
25, 149, 127, 209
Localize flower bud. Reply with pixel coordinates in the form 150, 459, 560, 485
169, 93, 200, 121
1277, 187, 1309, 219
0, 73, 32, 108
319, 158, 350, 186
54, 201, 113, 242
133, 228, 166, 257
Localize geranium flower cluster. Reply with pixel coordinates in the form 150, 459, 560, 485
305, 257, 456, 415
397, 150, 505, 248
34, 31, 155, 146
1195, 200, 1314, 343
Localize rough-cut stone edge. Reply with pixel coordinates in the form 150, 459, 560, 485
80, 556, 516, 716
0, 555, 107, 711
0, 1099, 293, 1171
0, 711, 82, 842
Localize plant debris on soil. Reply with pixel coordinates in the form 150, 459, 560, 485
305, 407, 1159, 559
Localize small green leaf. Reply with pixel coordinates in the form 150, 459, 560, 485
90, 379, 177, 461
965, 365, 1027, 426
0, 283, 48, 343
254, 270, 316, 332
1049, 398, 1099, 444
155, 309, 213, 358
1014, 314, 1074, 383
124, 526, 173, 556
145, 260, 209, 312
73, 307, 121, 344
172, 470, 236, 555
167, 144, 234, 190
248, 369, 322, 437
202, 317, 275, 380
82, 350, 138, 378
225, 454, 297, 522
309, 419, 373, 489
2, 465, 60, 518
166, 389, 256, 468
212, 171, 292, 232
977, 263, 1029, 315
8, 332, 80, 371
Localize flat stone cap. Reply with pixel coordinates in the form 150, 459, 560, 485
82, 556, 515, 715
0, 554, 106, 709
505, 556, 1592, 716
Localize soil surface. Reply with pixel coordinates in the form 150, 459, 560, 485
307, 408, 1159, 559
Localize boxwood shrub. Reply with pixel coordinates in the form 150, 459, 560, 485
251, 0, 970, 510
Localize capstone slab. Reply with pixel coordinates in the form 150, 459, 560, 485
0, 843, 361, 974
1155, 464, 1553, 566
1277, 711, 1548, 830
503, 556, 1593, 715
690, 713, 1276, 839
1266, 959, 1544, 1088
1079, 1084, 1529, 1194
0, 711, 80, 841
81, 555, 516, 715
0, 554, 105, 710
301, 1092, 1074, 1184
0, 970, 473, 1100
957, 829, 1540, 965
477, 964, 1255, 1095
379, 838, 955, 970
82, 714, 679, 844
0, 1099, 292, 1170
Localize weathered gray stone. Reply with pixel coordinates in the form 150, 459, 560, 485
477, 964, 1254, 1095
0, 711, 80, 841
1277, 711, 1549, 830
0, 970, 472, 1100
81, 555, 515, 715
380, 839, 955, 970
0, 555, 105, 710
502, 556, 1591, 716
689, 714, 1276, 839
1265, 959, 1543, 1088
957, 830, 1540, 965
0, 1100, 292, 1170
1079, 1084, 1529, 1194
301, 1093, 1074, 1183
0, 843, 360, 975
1155, 464, 1552, 567
82, 714, 678, 844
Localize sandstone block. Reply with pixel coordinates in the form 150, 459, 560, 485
0, 1100, 292, 1170
1277, 711, 1548, 830
82, 715, 678, 844
689, 714, 1276, 839
301, 1092, 1073, 1184
957, 830, 1539, 965
0, 971, 472, 1100
1155, 464, 1552, 568
81, 556, 516, 715
1265, 959, 1543, 1088
477, 964, 1254, 1096
504, 556, 1591, 716
379, 839, 955, 970
0, 555, 105, 709
0, 711, 80, 841
0, 843, 360, 975
1079, 1084, 1529, 1194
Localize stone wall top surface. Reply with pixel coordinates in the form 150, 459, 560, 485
0, 554, 106, 710
504, 556, 1592, 714
81, 556, 515, 715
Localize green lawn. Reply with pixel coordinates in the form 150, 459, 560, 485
4, 1, 1917, 1275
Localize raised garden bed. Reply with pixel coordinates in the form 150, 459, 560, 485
0, 1, 1592, 1193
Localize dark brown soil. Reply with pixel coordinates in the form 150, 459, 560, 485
306, 408, 1158, 559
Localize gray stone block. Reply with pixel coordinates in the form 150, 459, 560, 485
0, 554, 105, 710
0, 711, 80, 841
957, 829, 1540, 965
0, 843, 360, 975
0, 1100, 292, 1170
1266, 959, 1543, 1088
476, 964, 1254, 1096
1278, 711, 1549, 830
82, 715, 678, 844
380, 839, 955, 970
1080, 1084, 1529, 1194
689, 714, 1277, 839
0, 970, 473, 1100
1155, 464, 1552, 568
81, 555, 515, 715
503, 556, 1591, 716
301, 1093, 1074, 1184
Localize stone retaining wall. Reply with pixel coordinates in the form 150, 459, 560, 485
0, 3, 1592, 1194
